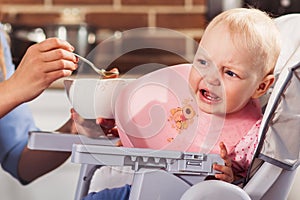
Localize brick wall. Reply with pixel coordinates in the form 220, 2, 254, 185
0, 0, 207, 37
0, 0, 208, 73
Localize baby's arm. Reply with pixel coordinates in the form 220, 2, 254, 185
213, 142, 234, 183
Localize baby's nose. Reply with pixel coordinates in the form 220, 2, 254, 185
203, 69, 221, 86
205, 75, 221, 86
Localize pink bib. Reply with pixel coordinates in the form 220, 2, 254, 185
116, 64, 262, 153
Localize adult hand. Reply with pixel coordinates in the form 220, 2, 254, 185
70, 108, 104, 138
96, 118, 119, 137
96, 118, 122, 146
213, 142, 234, 183
56, 115, 78, 135
9, 37, 78, 104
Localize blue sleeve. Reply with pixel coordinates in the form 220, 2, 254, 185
82, 184, 131, 200
0, 104, 39, 183
0, 24, 39, 183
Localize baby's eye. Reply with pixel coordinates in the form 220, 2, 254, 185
225, 70, 238, 77
197, 59, 208, 66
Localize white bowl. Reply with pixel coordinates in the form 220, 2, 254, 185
64, 78, 135, 119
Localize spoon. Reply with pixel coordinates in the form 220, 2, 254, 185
73, 53, 119, 77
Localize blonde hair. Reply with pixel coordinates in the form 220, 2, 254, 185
205, 8, 281, 76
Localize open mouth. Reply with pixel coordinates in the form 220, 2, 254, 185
199, 89, 221, 103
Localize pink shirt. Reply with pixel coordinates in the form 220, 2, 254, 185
191, 100, 261, 177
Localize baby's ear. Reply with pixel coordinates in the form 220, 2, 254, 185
252, 74, 275, 99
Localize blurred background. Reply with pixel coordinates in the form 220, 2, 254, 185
0, 0, 299, 199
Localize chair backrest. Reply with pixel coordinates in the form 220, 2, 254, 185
244, 13, 300, 200
256, 13, 300, 172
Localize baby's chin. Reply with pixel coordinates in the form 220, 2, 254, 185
197, 101, 226, 115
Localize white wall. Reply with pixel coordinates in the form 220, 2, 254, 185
0, 89, 299, 199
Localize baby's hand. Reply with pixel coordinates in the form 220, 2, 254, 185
213, 142, 234, 183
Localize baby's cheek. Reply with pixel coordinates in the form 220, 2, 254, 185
189, 69, 201, 90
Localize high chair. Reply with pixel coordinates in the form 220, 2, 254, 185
182, 13, 300, 200
28, 13, 300, 200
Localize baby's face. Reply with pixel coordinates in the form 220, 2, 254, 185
190, 23, 263, 114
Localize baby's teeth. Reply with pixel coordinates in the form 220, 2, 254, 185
204, 91, 219, 101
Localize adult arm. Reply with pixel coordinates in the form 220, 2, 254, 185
17, 117, 77, 183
